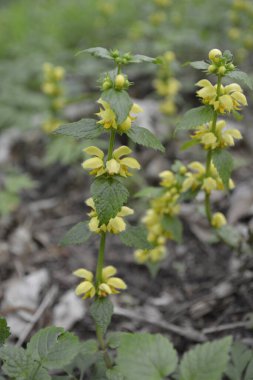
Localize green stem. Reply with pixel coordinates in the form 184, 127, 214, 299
96, 326, 113, 369
95, 232, 106, 284
204, 74, 222, 223
31, 362, 42, 380
107, 129, 116, 160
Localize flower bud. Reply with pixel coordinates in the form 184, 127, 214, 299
208, 64, 217, 73
115, 74, 126, 90
228, 63, 235, 70
102, 79, 112, 91
208, 49, 222, 62
218, 66, 226, 75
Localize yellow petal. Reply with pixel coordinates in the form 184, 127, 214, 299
89, 217, 100, 233
225, 83, 242, 94
195, 79, 213, 87
82, 157, 104, 170
131, 103, 143, 114
99, 283, 112, 294
106, 159, 121, 174
102, 265, 117, 279
85, 197, 95, 209
83, 146, 104, 159
211, 212, 227, 228
113, 145, 132, 159
107, 217, 126, 234
117, 206, 134, 217
231, 92, 248, 107
188, 161, 205, 173
73, 268, 93, 281
107, 277, 127, 289
119, 157, 141, 169
75, 281, 94, 296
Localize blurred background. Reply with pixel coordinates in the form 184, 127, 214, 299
0, 0, 253, 350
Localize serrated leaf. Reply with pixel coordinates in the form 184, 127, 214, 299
27, 327, 80, 370
53, 119, 103, 140
78, 47, 113, 60
223, 50, 233, 61
130, 54, 156, 63
162, 215, 183, 243
225, 342, 253, 380
0, 346, 50, 380
64, 339, 98, 376
60, 221, 91, 246
101, 89, 133, 124
119, 225, 153, 249
212, 149, 233, 189
90, 298, 114, 336
190, 61, 209, 70
0, 317, 10, 346
176, 106, 214, 131
117, 333, 178, 380
226, 70, 253, 90
179, 336, 232, 380
217, 225, 240, 248
126, 126, 165, 152
134, 186, 165, 198
91, 176, 129, 225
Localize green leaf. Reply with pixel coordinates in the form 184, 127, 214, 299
225, 342, 253, 380
176, 106, 214, 131
64, 339, 98, 376
5, 174, 34, 194
179, 336, 232, 380
162, 215, 183, 243
0, 346, 50, 380
101, 89, 133, 124
106, 367, 125, 380
223, 50, 233, 61
180, 139, 199, 151
78, 47, 113, 60
60, 221, 91, 246
0, 317, 10, 346
91, 176, 129, 225
212, 149, 233, 189
0, 191, 19, 216
217, 225, 240, 248
130, 54, 156, 63
190, 61, 209, 70
53, 119, 103, 140
119, 225, 153, 249
126, 126, 165, 152
226, 70, 253, 90
117, 333, 178, 380
90, 298, 114, 336
134, 186, 165, 198
27, 327, 80, 370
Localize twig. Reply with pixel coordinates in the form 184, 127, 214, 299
203, 320, 252, 335
114, 306, 206, 342
16, 285, 58, 347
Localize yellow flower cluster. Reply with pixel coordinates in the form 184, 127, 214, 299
182, 161, 234, 194
86, 198, 133, 234
196, 80, 247, 114
135, 166, 184, 265
96, 99, 143, 132
153, 51, 181, 115
73, 266, 127, 299
41, 63, 66, 134
149, 0, 172, 26
191, 120, 242, 150
82, 145, 140, 177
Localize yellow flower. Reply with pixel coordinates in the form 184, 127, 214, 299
211, 212, 227, 228
54, 66, 65, 81
214, 94, 234, 114
42, 119, 62, 134
196, 80, 217, 105
215, 120, 242, 147
224, 83, 247, 110
97, 99, 117, 130
135, 245, 166, 264
86, 198, 134, 234
118, 103, 143, 132
159, 170, 176, 187
42, 82, 59, 96
202, 177, 217, 193
98, 266, 127, 297
82, 146, 106, 176
106, 146, 140, 177
73, 268, 96, 299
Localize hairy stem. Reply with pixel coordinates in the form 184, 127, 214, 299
204, 74, 222, 223
96, 326, 113, 369
95, 232, 106, 284
107, 129, 116, 160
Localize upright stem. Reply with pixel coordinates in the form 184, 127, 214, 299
95, 232, 106, 284
204, 74, 222, 223
107, 129, 116, 160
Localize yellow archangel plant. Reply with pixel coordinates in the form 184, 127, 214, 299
135, 48, 251, 274
53, 47, 164, 369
